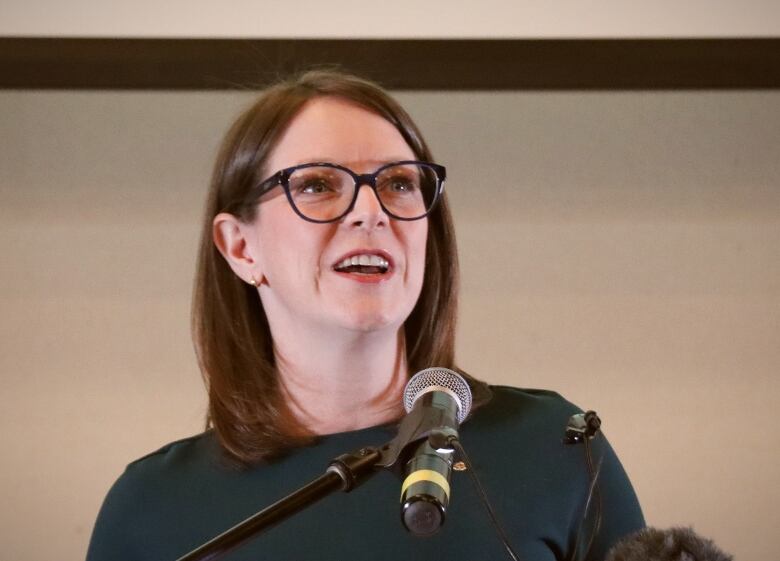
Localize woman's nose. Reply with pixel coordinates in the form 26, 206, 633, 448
345, 184, 388, 228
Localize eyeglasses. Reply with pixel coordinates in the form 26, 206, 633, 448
250, 160, 446, 223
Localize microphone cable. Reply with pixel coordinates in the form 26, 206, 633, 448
572, 435, 605, 561
448, 437, 523, 561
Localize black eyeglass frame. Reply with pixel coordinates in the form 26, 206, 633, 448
249, 160, 447, 223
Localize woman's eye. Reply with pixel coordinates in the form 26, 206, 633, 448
299, 180, 331, 194
384, 177, 418, 192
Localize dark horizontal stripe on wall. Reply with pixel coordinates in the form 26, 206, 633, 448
1, 37, 779, 90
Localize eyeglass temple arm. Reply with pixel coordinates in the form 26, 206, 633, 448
252, 170, 286, 199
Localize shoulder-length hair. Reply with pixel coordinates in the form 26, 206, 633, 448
193, 69, 490, 465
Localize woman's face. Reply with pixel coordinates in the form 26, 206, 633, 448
245, 96, 428, 335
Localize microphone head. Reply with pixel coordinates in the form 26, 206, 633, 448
403, 367, 473, 424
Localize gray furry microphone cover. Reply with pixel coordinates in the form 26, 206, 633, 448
605, 527, 733, 561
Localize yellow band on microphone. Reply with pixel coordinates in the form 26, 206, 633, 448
400, 469, 450, 500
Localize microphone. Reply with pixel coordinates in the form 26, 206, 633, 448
605, 527, 733, 561
399, 367, 472, 536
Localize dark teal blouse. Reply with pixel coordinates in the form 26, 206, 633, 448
87, 387, 644, 561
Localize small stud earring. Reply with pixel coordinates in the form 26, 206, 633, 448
249, 276, 259, 287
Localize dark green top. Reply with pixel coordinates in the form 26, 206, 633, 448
87, 387, 644, 561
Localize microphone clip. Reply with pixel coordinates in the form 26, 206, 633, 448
564, 410, 601, 444
376, 402, 455, 471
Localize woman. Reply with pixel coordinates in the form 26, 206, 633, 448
87, 71, 644, 561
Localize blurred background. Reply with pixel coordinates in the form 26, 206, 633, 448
1, 2, 779, 560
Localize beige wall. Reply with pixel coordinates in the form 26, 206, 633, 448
1, 89, 778, 560
2, 0, 779, 38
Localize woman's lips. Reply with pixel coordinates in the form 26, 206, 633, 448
331, 249, 395, 283
333, 253, 389, 271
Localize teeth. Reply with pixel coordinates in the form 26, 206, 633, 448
335, 254, 389, 270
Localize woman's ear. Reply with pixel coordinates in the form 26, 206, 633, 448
212, 212, 264, 286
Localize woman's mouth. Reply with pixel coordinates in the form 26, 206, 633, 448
333, 253, 390, 275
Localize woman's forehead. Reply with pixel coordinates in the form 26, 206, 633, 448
265, 97, 416, 171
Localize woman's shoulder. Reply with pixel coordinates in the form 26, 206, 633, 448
87, 431, 220, 559
127, 431, 216, 470
103, 431, 221, 510
463, 384, 589, 471
476, 384, 583, 428
487, 384, 580, 407
468, 384, 645, 560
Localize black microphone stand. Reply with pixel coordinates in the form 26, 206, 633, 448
175, 401, 442, 561
176, 447, 383, 561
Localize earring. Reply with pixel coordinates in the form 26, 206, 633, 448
249, 275, 259, 287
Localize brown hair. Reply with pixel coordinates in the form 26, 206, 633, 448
192, 69, 490, 465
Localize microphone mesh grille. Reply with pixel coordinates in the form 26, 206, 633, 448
403, 367, 473, 424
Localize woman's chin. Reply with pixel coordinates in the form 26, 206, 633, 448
333, 306, 406, 334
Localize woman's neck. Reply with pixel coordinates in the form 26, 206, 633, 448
272, 325, 408, 436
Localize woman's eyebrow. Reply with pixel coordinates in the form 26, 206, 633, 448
286, 157, 413, 168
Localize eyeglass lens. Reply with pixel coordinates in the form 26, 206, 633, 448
287, 163, 439, 221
